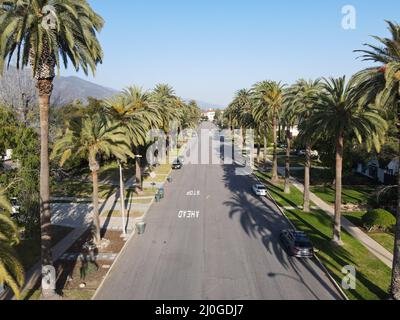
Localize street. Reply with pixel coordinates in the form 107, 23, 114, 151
95, 123, 342, 300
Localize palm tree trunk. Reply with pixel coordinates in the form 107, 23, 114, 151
119, 162, 127, 235
272, 116, 278, 182
90, 158, 101, 243
135, 156, 142, 193
333, 132, 344, 245
257, 128, 261, 164
37, 79, 54, 297
303, 142, 312, 212
390, 104, 400, 300
263, 129, 268, 164
284, 128, 291, 194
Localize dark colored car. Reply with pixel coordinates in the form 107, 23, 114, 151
172, 159, 183, 170
280, 230, 314, 258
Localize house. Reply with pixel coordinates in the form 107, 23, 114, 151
202, 109, 217, 122
356, 157, 399, 184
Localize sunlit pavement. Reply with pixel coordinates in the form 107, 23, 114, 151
94, 123, 342, 300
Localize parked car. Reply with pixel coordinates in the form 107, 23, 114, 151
252, 184, 267, 196
297, 150, 319, 158
280, 230, 314, 258
172, 159, 183, 170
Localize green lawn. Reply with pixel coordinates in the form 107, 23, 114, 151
276, 156, 321, 168
311, 185, 375, 206
52, 180, 117, 199
343, 211, 395, 253
255, 171, 307, 208
257, 169, 392, 300
284, 209, 391, 300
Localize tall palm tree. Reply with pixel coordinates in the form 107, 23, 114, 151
252, 81, 272, 164
281, 90, 298, 194
233, 89, 254, 147
118, 87, 161, 192
0, 187, 24, 299
104, 93, 151, 232
51, 114, 134, 243
253, 81, 285, 182
152, 84, 179, 161
286, 79, 323, 211
353, 20, 400, 299
300, 77, 387, 245
0, 0, 103, 288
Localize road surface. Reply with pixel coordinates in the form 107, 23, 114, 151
95, 123, 342, 300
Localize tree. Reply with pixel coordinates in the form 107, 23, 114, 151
0, 187, 24, 299
122, 86, 161, 192
152, 84, 179, 161
286, 79, 323, 211
253, 81, 285, 182
281, 89, 298, 194
300, 77, 387, 245
353, 20, 400, 299
252, 81, 272, 164
51, 113, 133, 243
0, 0, 104, 296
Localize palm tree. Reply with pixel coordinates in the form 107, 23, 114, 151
300, 77, 387, 245
286, 79, 323, 211
353, 20, 400, 299
0, 187, 24, 299
253, 81, 285, 182
0, 0, 103, 286
281, 90, 298, 194
117, 87, 161, 193
152, 84, 179, 161
51, 113, 134, 243
252, 81, 271, 164
104, 93, 151, 232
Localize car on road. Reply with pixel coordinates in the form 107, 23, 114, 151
252, 184, 267, 196
297, 150, 319, 158
280, 230, 315, 258
172, 159, 183, 170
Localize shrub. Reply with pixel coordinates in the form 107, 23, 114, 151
362, 209, 396, 232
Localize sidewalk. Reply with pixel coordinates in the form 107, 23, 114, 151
277, 167, 394, 269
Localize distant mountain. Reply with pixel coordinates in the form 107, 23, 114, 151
52, 76, 117, 105
185, 99, 224, 111
0, 67, 117, 107
1, 67, 223, 110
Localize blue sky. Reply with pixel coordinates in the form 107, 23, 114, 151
63, 0, 400, 107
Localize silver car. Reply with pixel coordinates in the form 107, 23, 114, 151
252, 184, 267, 196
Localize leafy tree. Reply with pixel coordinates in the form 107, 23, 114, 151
0, 187, 24, 299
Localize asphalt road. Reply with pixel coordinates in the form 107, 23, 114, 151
95, 123, 342, 300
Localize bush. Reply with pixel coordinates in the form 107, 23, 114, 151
362, 209, 396, 232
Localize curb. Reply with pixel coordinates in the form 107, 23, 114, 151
92, 141, 188, 300
252, 171, 350, 301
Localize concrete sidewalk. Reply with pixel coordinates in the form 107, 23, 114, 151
277, 167, 394, 269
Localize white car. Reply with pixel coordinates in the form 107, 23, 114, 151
252, 184, 267, 196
